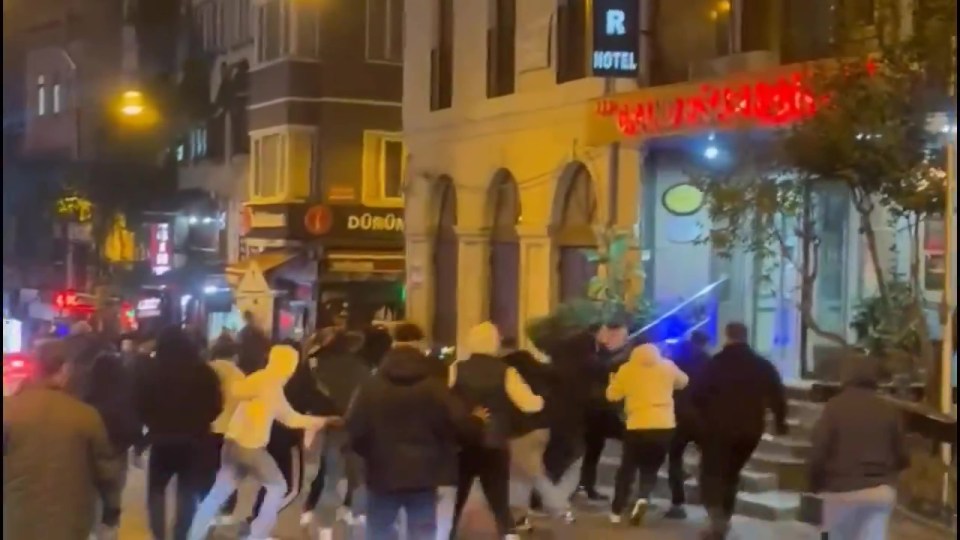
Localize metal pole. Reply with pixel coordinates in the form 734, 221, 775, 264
942, 139, 955, 417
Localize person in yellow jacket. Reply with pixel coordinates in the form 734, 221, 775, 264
606, 343, 689, 526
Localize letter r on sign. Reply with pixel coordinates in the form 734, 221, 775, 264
606, 9, 626, 36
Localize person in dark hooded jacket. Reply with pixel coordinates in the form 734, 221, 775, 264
301, 328, 371, 525
136, 327, 222, 540
347, 329, 484, 540
237, 311, 271, 375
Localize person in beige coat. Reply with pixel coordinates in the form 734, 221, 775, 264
3, 339, 122, 540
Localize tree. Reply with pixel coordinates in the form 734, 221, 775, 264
694, 0, 953, 405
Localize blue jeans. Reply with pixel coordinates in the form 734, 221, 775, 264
187, 442, 287, 540
366, 490, 438, 540
823, 485, 896, 540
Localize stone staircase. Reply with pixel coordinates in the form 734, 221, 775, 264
595, 396, 823, 522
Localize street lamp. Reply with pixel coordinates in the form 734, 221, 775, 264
120, 90, 145, 117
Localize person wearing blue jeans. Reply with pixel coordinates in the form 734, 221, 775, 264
367, 490, 439, 539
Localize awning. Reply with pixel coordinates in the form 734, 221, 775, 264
226, 250, 298, 287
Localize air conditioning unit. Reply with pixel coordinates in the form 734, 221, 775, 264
688, 50, 780, 81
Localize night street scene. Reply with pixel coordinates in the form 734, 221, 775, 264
2, 1, 957, 539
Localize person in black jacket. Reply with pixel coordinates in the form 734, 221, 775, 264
502, 339, 572, 531
136, 327, 223, 540
691, 322, 787, 540
248, 339, 338, 524
450, 322, 544, 539
80, 344, 142, 528
237, 311, 271, 375
665, 330, 712, 520
347, 330, 484, 540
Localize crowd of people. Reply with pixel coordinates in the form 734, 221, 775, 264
3, 311, 911, 540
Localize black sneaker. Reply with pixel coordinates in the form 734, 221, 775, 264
629, 499, 650, 526
584, 489, 609, 503
665, 505, 688, 520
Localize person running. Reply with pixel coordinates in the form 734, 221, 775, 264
248, 339, 337, 526
136, 327, 223, 540
449, 322, 544, 539
691, 322, 787, 539
501, 338, 572, 531
665, 330, 712, 519
4, 339, 123, 540
205, 333, 246, 525
808, 361, 909, 540
347, 322, 485, 540
188, 344, 337, 540
607, 343, 689, 526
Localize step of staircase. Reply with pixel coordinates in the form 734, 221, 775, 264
757, 434, 812, 460
597, 456, 781, 494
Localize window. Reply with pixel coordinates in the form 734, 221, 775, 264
250, 129, 315, 202
53, 81, 62, 114
487, 0, 516, 98
848, 0, 875, 25
555, 0, 587, 84
191, 127, 208, 160
37, 76, 47, 116
253, 133, 284, 199
430, 0, 453, 110
363, 131, 405, 206
367, 0, 404, 63
256, 0, 320, 64
923, 218, 945, 291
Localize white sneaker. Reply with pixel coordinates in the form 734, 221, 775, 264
609, 513, 622, 524
299, 511, 314, 527
630, 499, 650, 526
213, 515, 236, 527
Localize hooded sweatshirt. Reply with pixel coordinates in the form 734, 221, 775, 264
607, 344, 689, 430
208, 357, 245, 435
226, 345, 320, 449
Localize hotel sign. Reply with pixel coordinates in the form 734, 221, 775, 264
591, 0, 640, 78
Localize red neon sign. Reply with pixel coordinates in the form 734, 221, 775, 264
595, 71, 828, 137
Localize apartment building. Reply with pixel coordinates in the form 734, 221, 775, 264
401, 0, 953, 374
235, 0, 405, 337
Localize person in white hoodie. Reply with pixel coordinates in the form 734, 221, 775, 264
187, 344, 337, 540
606, 343, 688, 527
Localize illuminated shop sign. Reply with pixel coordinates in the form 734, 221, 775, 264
595, 72, 825, 136
149, 223, 171, 275
591, 0, 640, 78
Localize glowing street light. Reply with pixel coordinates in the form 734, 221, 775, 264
120, 90, 145, 117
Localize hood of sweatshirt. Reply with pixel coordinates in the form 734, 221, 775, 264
264, 345, 299, 383
467, 322, 501, 357
379, 346, 432, 386
628, 343, 663, 366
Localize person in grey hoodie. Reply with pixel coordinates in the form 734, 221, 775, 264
808, 361, 910, 540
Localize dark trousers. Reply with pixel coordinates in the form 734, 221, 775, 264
452, 446, 513, 537
611, 429, 673, 515
205, 434, 237, 515
367, 489, 438, 540
667, 425, 696, 506
698, 433, 761, 526
579, 409, 623, 491
148, 438, 210, 540
252, 439, 304, 518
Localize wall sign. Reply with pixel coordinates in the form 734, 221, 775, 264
662, 183, 706, 216
303, 205, 404, 243
149, 223, 171, 276
591, 0, 640, 78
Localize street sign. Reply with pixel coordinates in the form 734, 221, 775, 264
592, 0, 640, 78
304, 205, 334, 236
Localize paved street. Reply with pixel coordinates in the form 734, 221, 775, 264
114, 460, 950, 540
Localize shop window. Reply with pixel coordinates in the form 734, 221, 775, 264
367, 0, 404, 63
362, 131, 405, 207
